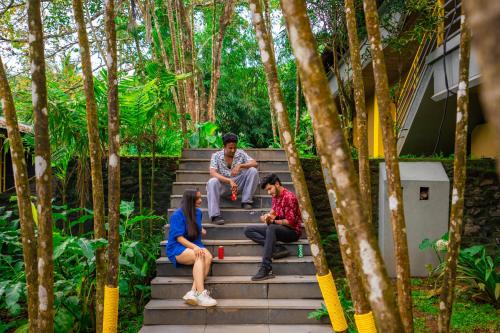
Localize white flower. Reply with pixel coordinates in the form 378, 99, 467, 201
435, 239, 449, 251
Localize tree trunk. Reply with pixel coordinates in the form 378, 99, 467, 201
207, 0, 236, 122
105, 0, 120, 291
295, 69, 301, 138
27, 0, 54, 330
71, 0, 107, 330
463, 0, 500, 176
0, 55, 39, 333
344, 0, 372, 224
152, 9, 187, 147
128, 0, 144, 73
190, 5, 200, 125
138, 145, 143, 215
166, 0, 188, 147
249, 2, 348, 331
176, 0, 197, 127
263, 0, 279, 145
279, 1, 404, 331
438, 14, 471, 333
197, 71, 208, 122
362, 1, 413, 331
320, 167, 374, 321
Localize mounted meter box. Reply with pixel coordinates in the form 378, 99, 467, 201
379, 162, 450, 277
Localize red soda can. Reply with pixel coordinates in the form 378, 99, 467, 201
218, 246, 224, 259
231, 191, 237, 201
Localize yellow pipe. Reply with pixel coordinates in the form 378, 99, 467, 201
316, 271, 348, 332
355, 311, 378, 333
102, 286, 119, 333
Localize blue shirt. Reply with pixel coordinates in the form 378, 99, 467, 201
166, 208, 204, 267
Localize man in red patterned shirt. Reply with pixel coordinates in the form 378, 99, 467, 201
244, 174, 302, 281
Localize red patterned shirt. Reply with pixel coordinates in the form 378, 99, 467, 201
271, 188, 302, 236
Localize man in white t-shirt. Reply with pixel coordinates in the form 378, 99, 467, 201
207, 133, 259, 224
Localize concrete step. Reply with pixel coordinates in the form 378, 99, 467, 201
172, 182, 294, 195
151, 275, 321, 299
168, 208, 270, 223
156, 256, 316, 277
179, 159, 290, 172
143, 299, 329, 325
170, 194, 272, 209
182, 149, 287, 161
160, 239, 311, 257
164, 223, 307, 240
175, 171, 292, 183
140, 324, 334, 333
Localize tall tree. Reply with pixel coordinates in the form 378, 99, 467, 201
71, 0, 107, 329
207, 0, 236, 122
248, 1, 348, 331
344, 0, 372, 224
27, 0, 55, 330
176, 0, 197, 126
362, 0, 413, 331
294, 69, 301, 137
104, 0, 120, 330
263, 0, 278, 143
463, 0, 500, 176
0, 55, 39, 333
438, 13, 471, 333
279, 1, 404, 331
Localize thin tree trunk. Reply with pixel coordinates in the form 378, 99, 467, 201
27, 0, 54, 330
166, 0, 188, 146
176, 0, 196, 127
344, 0, 372, 224
438, 14, 471, 333
320, 168, 373, 319
463, 0, 500, 176
197, 71, 208, 122
0, 55, 39, 333
249, 2, 348, 332
150, 124, 156, 216
295, 69, 301, 138
128, 0, 145, 72
362, 1, 413, 331
207, 0, 236, 122
138, 145, 143, 215
190, 5, 200, 125
71, 0, 106, 329
84, 1, 106, 63
105, 0, 120, 291
263, 0, 279, 145
279, 1, 404, 331
151, 9, 183, 126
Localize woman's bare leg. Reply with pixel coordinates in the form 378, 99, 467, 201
176, 249, 206, 292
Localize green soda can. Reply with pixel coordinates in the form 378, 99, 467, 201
297, 244, 304, 258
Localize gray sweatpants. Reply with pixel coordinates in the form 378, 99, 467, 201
207, 167, 259, 218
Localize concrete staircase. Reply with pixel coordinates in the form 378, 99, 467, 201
140, 149, 331, 332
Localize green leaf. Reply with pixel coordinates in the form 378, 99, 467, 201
77, 238, 94, 260
6, 282, 23, 315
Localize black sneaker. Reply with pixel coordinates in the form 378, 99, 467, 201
211, 216, 225, 225
272, 246, 290, 259
251, 266, 275, 281
241, 203, 253, 210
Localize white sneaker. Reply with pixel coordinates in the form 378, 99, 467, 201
182, 289, 198, 306
196, 289, 217, 307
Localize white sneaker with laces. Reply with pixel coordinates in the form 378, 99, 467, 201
182, 289, 198, 305
196, 289, 217, 307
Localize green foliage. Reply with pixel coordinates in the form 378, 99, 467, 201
189, 122, 222, 148
412, 290, 500, 333
0, 202, 164, 332
456, 245, 499, 307
420, 234, 499, 307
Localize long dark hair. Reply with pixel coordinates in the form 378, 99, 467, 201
181, 189, 200, 240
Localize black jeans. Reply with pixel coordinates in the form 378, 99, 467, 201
244, 224, 299, 269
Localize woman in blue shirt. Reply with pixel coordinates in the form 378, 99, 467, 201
166, 189, 217, 307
